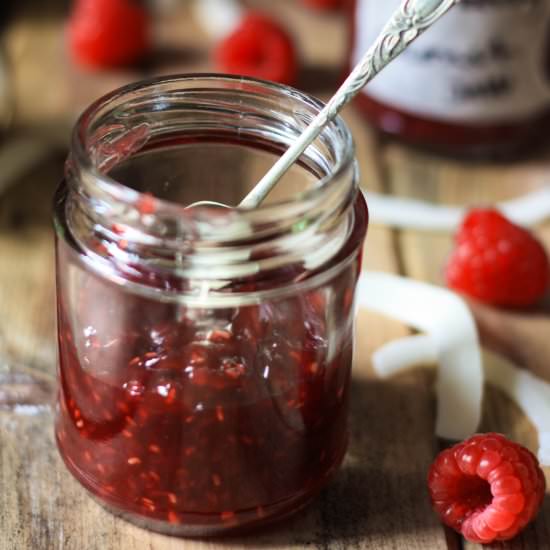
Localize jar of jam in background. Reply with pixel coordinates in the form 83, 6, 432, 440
349, 0, 550, 156
54, 75, 368, 536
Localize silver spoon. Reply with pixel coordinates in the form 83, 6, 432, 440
187, 0, 459, 211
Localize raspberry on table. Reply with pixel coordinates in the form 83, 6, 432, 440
445, 208, 550, 307
215, 13, 298, 86
68, 0, 150, 69
428, 433, 546, 544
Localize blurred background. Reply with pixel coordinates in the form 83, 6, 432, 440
2, 6, 549, 548
0, 0, 349, 368
0, 0, 348, 222
3, 0, 550, 369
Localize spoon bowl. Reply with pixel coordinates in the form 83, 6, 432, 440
185, 200, 232, 210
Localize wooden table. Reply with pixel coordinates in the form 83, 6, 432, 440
0, 2, 548, 548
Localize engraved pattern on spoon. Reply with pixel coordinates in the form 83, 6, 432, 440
239, 0, 460, 208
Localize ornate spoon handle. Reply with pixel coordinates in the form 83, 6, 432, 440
239, 0, 460, 209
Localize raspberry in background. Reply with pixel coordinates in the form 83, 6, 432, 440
68, 0, 150, 69
428, 433, 546, 544
215, 13, 298, 86
445, 208, 550, 307
301, 0, 344, 10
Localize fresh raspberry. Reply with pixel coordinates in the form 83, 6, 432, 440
68, 0, 150, 69
428, 433, 546, 544
301, 0, 344, 10
215, 13, 298, 86
445, 208, 549, 307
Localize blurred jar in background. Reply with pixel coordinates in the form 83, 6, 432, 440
349, 0, 550, 156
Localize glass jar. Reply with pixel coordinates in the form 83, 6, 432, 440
54, 75, 368, 536
349, 0, 550, 156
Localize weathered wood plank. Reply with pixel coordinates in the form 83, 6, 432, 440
0, 366, 446, 550
345, 115, 448, 550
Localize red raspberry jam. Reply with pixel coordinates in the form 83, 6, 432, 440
54, 75, 368, 536
55, 235, 361, 534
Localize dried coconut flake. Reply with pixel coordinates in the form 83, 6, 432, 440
364, 186, 550, 232
372, 334, 437, 378
484, 350, 550, 466
372, 333, 550, 466
357, 272, 483, 440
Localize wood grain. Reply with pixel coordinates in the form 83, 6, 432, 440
0, 0, 548, 548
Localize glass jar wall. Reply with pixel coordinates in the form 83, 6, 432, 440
54, 75, 368, 536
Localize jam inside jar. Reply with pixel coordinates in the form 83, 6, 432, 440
54, 75, 368, 536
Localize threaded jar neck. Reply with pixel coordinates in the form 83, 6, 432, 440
59, 74, 363, 306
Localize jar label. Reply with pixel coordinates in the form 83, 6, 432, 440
352, 0, 550, 123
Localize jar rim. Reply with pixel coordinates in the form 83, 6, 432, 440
61, 73, 366, 306
71, 73, 356, 217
